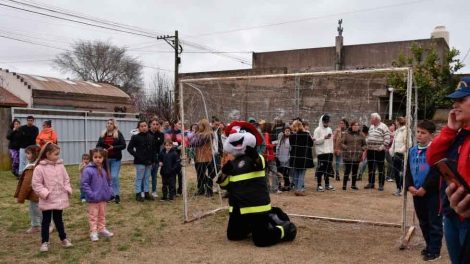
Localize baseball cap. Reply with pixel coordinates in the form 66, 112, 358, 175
447, 77, 470, 99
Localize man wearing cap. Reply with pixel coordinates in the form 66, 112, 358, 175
313, 114, 335, 191
365, 113, 390, 191
427, 77, 470, 264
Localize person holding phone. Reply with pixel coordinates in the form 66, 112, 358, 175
427, 77, 470, 264
405, 120, 442, 261
313, 114, 335, 192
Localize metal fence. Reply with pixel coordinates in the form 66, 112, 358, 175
12, 107, 140, 165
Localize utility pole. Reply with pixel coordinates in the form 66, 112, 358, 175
157, 30, 183, 119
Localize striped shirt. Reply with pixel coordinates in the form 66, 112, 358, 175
366, 122, 390, 151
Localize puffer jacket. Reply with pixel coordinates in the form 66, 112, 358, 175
32, 159, 72, 211
80, 163, 113, 203
36, 127, 58, 148
14, 164, 39, 203
341, 130, 367, 162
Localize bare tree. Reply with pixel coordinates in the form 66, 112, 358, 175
54, 40, 144, 97
139, 72, 176, 121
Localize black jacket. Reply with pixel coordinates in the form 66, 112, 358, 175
158, 148, 181, 176
289, 131, 315, 169
150, 130, 164, 161
6, 129, 22, 150
96, 130, 126, 160
127, 132, 155, 165
219, 151, 271, 215
18, 125, 39, 149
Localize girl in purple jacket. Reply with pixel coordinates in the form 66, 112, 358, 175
81, 148, 114, 242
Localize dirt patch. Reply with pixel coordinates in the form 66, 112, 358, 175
0, 166, 449, 263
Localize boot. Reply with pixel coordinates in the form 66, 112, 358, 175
268, 208, 297, 242
145, 192, 155, 201
342, 176, 348, 191
136, 193, 144, 202
351, 176, 358, 190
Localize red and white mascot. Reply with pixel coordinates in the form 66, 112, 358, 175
217, 121, 296, 247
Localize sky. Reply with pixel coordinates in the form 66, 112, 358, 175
0, 0, 469, 92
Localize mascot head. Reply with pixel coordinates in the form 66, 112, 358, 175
224, 121, 263, 157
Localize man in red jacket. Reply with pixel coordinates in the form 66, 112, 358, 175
427, 77, 470, 264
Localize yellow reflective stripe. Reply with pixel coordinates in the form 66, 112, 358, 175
219, 176, 230, 187
276, 225, 285, 239
229, 206, 233, 213
229, 170, 265, 182
259, 155, 265, 169
240, 204, 272, 214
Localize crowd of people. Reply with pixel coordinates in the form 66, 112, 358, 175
5, 76, 470, 263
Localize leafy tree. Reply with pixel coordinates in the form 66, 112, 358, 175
388, 43, 464, 119
54, 40, 144, 97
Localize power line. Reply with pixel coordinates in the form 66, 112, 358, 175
0, 0, 252, 64
186, 0, 432, 38
0, 34, 68, 50
0, 2, 158, 39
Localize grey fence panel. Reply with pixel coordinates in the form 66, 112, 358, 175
12, 108, 139, 165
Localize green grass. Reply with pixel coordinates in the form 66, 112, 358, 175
0, 165, 192, 264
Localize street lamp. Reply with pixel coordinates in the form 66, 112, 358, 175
388, 86, 394, 120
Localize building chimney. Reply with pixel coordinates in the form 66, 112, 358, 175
431, 26, 449, 46
335, 19, 344, 70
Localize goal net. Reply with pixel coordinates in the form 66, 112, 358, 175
179, 68, 418, 246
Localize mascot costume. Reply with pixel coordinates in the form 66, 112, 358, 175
216, 121, 296, 247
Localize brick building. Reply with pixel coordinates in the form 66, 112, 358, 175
180, 27, 449, 126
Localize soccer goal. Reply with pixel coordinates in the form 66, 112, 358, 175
179, 67, 418, 247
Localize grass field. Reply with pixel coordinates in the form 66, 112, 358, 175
0, 165, 450, 264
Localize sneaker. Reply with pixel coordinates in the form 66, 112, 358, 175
393, 190, 402, 196
136, 193, 144, 202
342, 186, 347, 191
151, 192, 158, 198
351, 186, 359, 190
90, 232, 99, 242
423, 253, 441, 262
99, 229, 114, 238
81, 199, 86, 203
386, 177, 394, 182
144, 192, 155, 201
114, 195, 120, 204
378, 186, 384, 191
160, 197, 168, 202
364, 184, 374, 189
61, 238, 73, 248
316, 186, 325, 192
25, 226, 40, 234
39, 242, 48, 252
326, 185, 336, 191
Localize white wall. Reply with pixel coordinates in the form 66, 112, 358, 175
0, 69, 32, 107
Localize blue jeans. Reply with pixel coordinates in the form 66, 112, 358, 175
151, 162, 159, 193
335, 154, 342, 176
135, 164, 152, 193
292, 169, 306, 192
444, 215, 470, 264
29, 201, 42, 226
109, 159, 122, 196
18, 148, 27, 175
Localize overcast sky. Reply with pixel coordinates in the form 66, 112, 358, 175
0, 0, 468, 91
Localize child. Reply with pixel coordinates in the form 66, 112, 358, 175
405, 120, 442, 261
14, 145, 41, 233
79, 153, 90, 203
158, 139, 181, 201
81, 148, 114, 241
32, 143, 73, 252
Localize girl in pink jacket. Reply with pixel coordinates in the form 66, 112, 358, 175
32, 143, 73, 253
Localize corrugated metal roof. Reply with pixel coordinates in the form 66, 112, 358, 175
18, 74, 130, 99
0, 87, 28, 107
